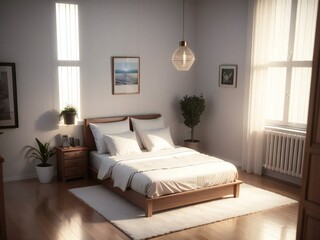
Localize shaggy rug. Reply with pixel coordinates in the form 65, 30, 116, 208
69, 183, 297, 240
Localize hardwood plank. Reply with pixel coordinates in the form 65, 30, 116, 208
3, 170, 299, 240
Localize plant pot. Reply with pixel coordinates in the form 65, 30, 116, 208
36, 164, 54, 183
63, 113, 76, 125
184, 139, 200, 152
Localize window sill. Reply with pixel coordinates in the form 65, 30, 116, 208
265, 125, 306, 135
58, 119, 83, 127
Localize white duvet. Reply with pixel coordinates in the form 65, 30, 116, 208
94, 147, 238, 198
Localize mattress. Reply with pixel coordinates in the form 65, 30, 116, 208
90, 147, 238, 198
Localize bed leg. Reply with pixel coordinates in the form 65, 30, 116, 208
145, 200, 153, 217
233, 183, 240, 198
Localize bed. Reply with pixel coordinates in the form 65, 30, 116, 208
83, 114, 242, 217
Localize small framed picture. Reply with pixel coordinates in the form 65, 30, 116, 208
69, 137, 75, 147
61, 134, 70, 148
0, 62, 19, 128
219, 65, 237, 88
74, 138, 80, 146
112, 57, 140, 95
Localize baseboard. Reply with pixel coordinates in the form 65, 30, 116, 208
4, 173, 58, 182
262, 168, 301, 186
4, 174, 37, 182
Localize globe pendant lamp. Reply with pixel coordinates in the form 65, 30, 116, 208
172, 0, 195, 71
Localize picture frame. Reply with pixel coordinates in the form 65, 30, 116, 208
112, 57, 140, 95
219, 64, 237, 88
61, 134, 70, 148
69, 137, 75, 147
74, 138, 80, 147
0, 62, 19, 128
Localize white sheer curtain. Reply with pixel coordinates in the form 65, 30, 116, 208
242, 0, 291, 174
242, 0, 318, 174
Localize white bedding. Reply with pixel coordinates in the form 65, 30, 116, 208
90, 147, 238, 198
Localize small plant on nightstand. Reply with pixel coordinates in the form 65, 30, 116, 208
25, 138, 55, 183
59, 104, 77, 125
179, 94, 206, 151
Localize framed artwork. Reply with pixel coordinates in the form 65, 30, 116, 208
74, 138, 80, 146
61, 135, 70, 148
219, 65, 237, 88
0, 62, 19, 128
112, 57, 140, 95
69, 137, 75, 147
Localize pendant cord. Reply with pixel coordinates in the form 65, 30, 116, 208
182, 0, 185, 40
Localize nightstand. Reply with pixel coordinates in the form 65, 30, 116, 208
56, 146, 88, 181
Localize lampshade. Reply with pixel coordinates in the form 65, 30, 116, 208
172, 0, 195, 71
172, 41, 195, 71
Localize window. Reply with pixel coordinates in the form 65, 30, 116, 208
55, 3, 81, 119
264, 0, 318, 129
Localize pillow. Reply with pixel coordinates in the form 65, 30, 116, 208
89, 118, 130, 154
139, 127, 174, 152
103, 131, 142, 156
131, 116, 165, 148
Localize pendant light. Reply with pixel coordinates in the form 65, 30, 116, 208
172, 0, 195, 71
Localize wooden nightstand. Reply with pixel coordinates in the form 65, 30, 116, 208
56, 146, 88, 181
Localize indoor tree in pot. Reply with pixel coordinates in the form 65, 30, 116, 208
59, 104, 77, 125
179, 94, 206, 151
25, 138, 55, 183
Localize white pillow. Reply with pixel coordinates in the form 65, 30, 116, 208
103, 131, 142, 156
131, 116, 165, 149
139, 127, 174, 152
89, 118, 130, 154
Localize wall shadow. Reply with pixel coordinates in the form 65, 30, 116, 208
35, 110, 59, 131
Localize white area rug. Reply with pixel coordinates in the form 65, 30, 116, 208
69, 184, 297, 240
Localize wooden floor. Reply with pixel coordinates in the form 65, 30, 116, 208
3, 170, 300, 240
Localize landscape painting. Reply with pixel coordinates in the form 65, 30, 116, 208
112, 57, 140, 94
0, 62, 18, 128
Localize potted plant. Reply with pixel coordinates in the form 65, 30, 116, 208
25, 138, 55, 183
59, 104, 77, 125
179, 94, 206, 151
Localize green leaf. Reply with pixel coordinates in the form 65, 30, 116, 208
24, 138, 55, 165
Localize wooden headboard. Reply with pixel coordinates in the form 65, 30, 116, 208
83, 114, 161, 152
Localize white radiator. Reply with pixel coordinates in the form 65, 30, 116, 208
264, 129, 305, 178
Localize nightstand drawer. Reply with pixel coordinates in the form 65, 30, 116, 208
64, 158, 85, 168
56, 146, 88, 181
64, 150, 86, 159
65, 166, 84, 177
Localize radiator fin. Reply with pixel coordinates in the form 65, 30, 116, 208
264, 130, 305, 178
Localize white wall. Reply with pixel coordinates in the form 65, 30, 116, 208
194, 0, 249, 165
0, 0, 250, 181
0, 0, 197, 181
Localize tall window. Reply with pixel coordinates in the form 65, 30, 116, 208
264, 0, 318, 129
242, 0, 319, 174
55, 3, 81, 118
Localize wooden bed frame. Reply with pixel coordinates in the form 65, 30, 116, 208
83, 114, 242, 217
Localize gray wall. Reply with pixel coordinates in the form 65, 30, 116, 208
0, 0, 249, 181
195, 0, 249, 165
